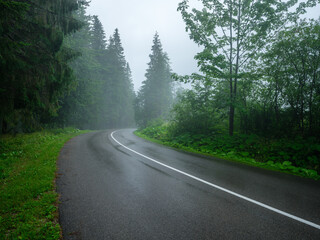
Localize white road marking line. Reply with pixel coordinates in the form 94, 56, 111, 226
110, 130, 320, 230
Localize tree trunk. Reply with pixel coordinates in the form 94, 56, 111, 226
309, 70, 316, 132
228, 0, 234, 136
0, 114, 3, 135
230, 0, 242, 137
229, 105, 235, 136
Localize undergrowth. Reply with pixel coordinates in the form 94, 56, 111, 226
135, 123, 320, 180
0, 128, 89, 239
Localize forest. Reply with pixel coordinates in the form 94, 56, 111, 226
1, 0, 320, 177
0, 0, 135, 132
1, 1, 320, 238
136, 0, 320, 179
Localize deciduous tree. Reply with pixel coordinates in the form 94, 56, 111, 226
177, 0, 318, 136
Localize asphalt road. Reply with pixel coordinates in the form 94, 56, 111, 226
57, 129, 320, 239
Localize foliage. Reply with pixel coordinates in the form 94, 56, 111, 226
136, 123, 320, 180
0, 128, 88, 239
135, 33, 173, 127
1, 1, 135, 132
136, 2, 320, 180
57, 10, 135, 129
256, 19, 320, 136
104, 29, 136, 128
0, 0, 83, 133
177, 0, 319, 136
55, 6, 100, 129
170, 84, 226, 136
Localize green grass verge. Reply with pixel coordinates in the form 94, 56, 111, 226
134, 130, 320, 181
0, 128, 90, 239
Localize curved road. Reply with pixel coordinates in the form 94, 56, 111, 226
57, 129, 320, 239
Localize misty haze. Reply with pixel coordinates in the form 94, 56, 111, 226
1, 0, 320, 239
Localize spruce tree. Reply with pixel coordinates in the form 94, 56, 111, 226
0, 0, 82, 133
57, 16, 135, 129
105, 29, 135, 128
57, 5, 102, 129
89, 15, 110, 129
91, 15, 107, 51
135, 33, 173, 127
122, 63, 136, 127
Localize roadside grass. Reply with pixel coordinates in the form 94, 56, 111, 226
0, 128, 89, 239
135, 126, 320, 181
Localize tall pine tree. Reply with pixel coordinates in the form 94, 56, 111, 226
105, 29, 135, 128
91, 15, 107, 50
0, 0, 83, 133
58, 16, 135, 129
57, 5, 104, 129
135, 33, 173, 127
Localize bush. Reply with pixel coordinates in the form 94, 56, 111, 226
136, 124, 320, 180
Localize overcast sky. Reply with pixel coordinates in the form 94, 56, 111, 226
86, 0, 202, 91
87, 0, 320, 91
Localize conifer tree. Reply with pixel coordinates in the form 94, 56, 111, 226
91, 15, 107, 51
122, 63, 136, 126
105, 29, 135, 128
1, 1, 136, 131
57, 5, 102, 129
0, 0, 82, 133
135, 33, 173, 126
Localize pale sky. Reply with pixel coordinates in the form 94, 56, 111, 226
86, 0, 201, 91
86, 0, 320, 91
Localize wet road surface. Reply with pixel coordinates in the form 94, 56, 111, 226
57, 129, 320, 239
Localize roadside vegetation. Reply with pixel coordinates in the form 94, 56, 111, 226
135, 1, 320, 181
1, 0, 320, 237
0, 129, 88, 239
135, 121, 320, 180
1, 0, 135, 133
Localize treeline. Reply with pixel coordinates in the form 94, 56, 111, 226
56, 8, 135, 129
0, 0, 135, 133
137, 0, 320, 176
135, 33, 173, 127
0, 0, 82, 133
169, 0, 320, 139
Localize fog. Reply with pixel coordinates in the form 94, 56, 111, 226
87, 0, 319, 92
86, 0, 203, 91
